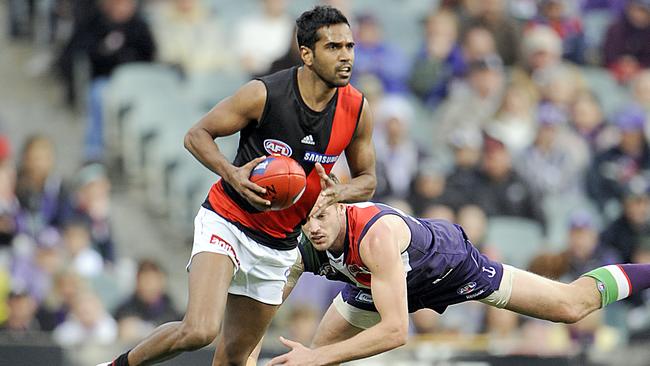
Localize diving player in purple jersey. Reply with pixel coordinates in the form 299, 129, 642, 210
266, 200, 650, 366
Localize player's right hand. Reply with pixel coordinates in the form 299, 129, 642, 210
227, 156, 272, 211
309, 163, 340, 218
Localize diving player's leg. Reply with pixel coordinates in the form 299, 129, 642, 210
212, 294, 281, 365
494, 265, 601, 324
127, 252, 234, 365
487, 263, 650, 324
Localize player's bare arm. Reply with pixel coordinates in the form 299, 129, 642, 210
311, 99, 376, 217
184, 80, 272, 210
269, 217, 409, 366
283, 252, 305, 301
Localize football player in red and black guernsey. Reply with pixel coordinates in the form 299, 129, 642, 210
101, 5, 376, 366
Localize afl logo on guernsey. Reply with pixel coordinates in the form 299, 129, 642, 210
263, 139, 292, 157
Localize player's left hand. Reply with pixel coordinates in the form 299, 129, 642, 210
266, 336, 320, 366
310, 163, 340, 218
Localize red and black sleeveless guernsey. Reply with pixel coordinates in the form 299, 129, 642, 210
204, 66, 364, 250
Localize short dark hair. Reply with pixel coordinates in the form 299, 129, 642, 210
296, 5, 349, 50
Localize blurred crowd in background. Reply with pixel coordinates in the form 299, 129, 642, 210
2, 0, 650, 363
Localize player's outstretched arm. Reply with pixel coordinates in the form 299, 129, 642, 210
268, 218, 409, 366
311, 99, 376, 217
184, 80, 271, 210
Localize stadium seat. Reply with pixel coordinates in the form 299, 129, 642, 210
485, 216, 545, 269
142, 108, 205, 214
103, 63, 181, 123
183, 70, 249, 113
171, 163, 217, 230
119, 95, 189, 182
103, 63, 181, 167
166, 151, 207, 227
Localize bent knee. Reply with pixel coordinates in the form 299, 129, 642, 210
177, 322, 219, 350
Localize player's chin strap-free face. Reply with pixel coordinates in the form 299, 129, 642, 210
305, 203, 344, 248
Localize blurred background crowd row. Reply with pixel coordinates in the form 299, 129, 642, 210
2, 0, 650, 364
